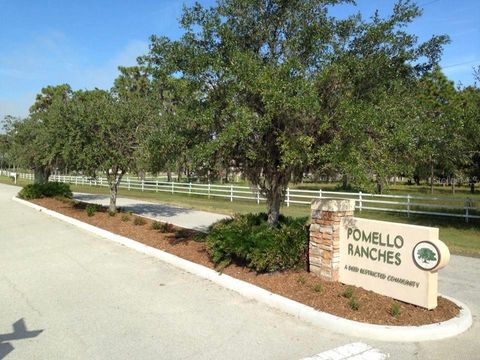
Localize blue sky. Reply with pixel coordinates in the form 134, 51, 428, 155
1, 0, 479, 121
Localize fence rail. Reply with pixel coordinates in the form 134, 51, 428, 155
2, 170, 478, 222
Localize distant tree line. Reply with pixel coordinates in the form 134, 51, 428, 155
1, 0, 479, 225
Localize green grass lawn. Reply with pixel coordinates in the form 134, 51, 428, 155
2, 175, 478, 257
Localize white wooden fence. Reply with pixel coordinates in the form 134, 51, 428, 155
2, 170, 478, 222
44, 174, 478, 222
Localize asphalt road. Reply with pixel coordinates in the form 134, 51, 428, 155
1, 183, 479, 359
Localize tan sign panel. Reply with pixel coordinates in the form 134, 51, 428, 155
339, 217, 450, 309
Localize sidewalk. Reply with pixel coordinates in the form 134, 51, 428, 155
73, 192, 229, 232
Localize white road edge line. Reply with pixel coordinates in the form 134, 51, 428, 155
12, 195, 473, 342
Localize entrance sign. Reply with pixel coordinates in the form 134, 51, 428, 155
309, 199, 450, 310
339, 218, 450, 309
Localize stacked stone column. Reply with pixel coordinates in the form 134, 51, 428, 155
309, 199, 355, 281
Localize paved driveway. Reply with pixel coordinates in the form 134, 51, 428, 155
1, 183, 479, 359
73, 193, 229, 232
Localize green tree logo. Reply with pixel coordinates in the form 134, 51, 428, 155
417, 247, 437, 263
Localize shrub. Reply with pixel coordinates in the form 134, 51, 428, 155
175, 228, 191, 238
342, 286, 354, 299
85, 204, 97, 217
206, 213, 309, 273
161, 222, 174, 233
390, 302, 401, 318
41, 182, 72, 198
121, 214, 130, 222
151, 221, 163, 230
151, 221, 174, 232
297, 275, 306, 285
18, 184, 43, 200
312, 283, 322, 293
18, 182, 72, 200
133, 217, 146, 226
108, 209, 116, 217
348, 297, 360, 311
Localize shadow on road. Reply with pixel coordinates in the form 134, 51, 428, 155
74, 194, 192, 218
0, 318, 43, 359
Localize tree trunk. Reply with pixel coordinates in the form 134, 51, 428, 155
107, 170, 123, 213
451, 177, 455, 194
342, 174, 349, 190
470, 178, 475, 194
109, 182, 118, 213
430, 159, 434, 194
224, 166, 229, 184
34, 166, 50, 184
266, 184, 284, 226
376, 180, 383, 194
167, 171, 172, 182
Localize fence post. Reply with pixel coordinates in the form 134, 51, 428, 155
465, 198, 470, 223
171, 181, 174, 194
208, 182, 211, 198
128, 177, 130, 190
156, 179, 158, 192
230, 184, 233, 202
75, 176, 78, 186
189, 182, 192, 195
359, 191, 363, 212
407, 194, 411, 217
286, 187, 290, 207
257, 186, 260, 204
319, 189, 322, 199
100, 177, 102, 187
142, 179, 144, 191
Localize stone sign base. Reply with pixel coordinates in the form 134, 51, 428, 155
309, 199, 355, 281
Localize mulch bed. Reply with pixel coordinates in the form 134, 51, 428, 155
31, 197, 460, 326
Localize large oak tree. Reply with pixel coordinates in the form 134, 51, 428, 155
141, 0, 448, 225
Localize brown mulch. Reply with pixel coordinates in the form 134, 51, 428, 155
31, 197, 460, 326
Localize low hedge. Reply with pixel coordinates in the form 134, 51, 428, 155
18, 182, 73, 200
206, 213, 309, 273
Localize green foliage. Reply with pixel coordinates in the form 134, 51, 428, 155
206, 213, 309, 273
133, 217, 146, 226
151, 221, 163, 230
18, 182, 72, 200
390, 302, 401, 318
108, 209, 117, 217
297, 275, 306, 285
342, 286, 354, 299
174, 228, 191, 239
150, 220, 176, 232
140, 0, 450, 223
348, 297, 360, 311
85, 204, 97, 217
312, 283, 322, 293
18, 184, 43, 200
3, 85, 73, 184
121, 214, 130, 222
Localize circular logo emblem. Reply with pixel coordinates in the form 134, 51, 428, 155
412, 241, 441, 270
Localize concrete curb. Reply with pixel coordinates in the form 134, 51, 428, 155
13, 196, 473, 342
